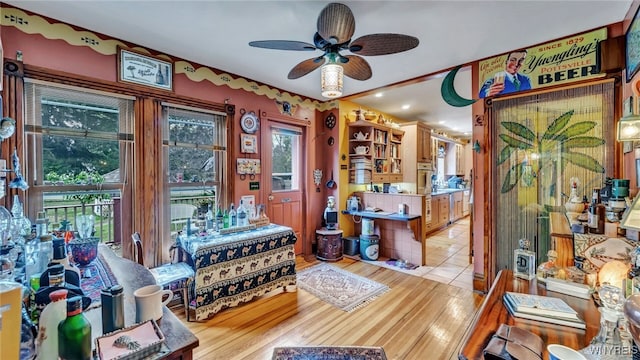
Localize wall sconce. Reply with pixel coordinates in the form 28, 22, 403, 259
617, 113, 640, 141
321, 54, 343, 99
472, 140, 482, 153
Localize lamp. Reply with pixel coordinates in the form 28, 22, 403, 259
321, 55, 343, 99
598, 260, 630, 289
617, 113, 640, 141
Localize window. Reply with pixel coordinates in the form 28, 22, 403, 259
271, 127, 301, 191
24, 80, 134, 242
163, 104, 227, 209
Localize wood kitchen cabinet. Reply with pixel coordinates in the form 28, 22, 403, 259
451, 191, 463, 222
429, 194, 450, 231
401, 121, 432, 188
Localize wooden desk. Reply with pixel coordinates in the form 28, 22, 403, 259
178, 224, 297, 321
458, 269, 600, 360
86, 245, 199, 360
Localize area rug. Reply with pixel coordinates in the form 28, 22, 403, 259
272, 346, 387, 360
296, 263, 389, 312
79, 252, 119, 307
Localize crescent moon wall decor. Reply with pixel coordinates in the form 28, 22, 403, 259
441, 65, 477, 107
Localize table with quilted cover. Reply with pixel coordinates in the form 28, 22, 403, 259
177, 224, 297, 321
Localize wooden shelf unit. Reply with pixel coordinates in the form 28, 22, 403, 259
348, 120, 404, 184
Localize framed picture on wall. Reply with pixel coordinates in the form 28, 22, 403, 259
117, 47, 173, 91
240, 134, 258, 153
626, 6, 640, 82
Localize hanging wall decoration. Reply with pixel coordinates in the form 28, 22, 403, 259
276, 100, 297, 116
240, 134, 258, 154
117, 47, 173, 91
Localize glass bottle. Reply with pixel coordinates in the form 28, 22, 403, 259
237, 200, 248, 227
47, 263, 66, 288
223, 209, 230, 229
205, 204, 214, 231
58, 296, 92, 360
37, 289, 68, 360
216, 206, 224, 230
51, 238, 81, 280
229, 203, 237, 227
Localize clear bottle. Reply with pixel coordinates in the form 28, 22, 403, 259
101, 285, 124, 334
229, 203, 237, 227
37, 289, 68, 360
38, 236, 54, 274
58, 296, 92, 360
205, 204, 214, 231
237, 200, 248, 227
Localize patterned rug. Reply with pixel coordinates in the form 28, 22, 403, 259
296, 263, 389, 312
272, 346, 387, 360
79, 252, 119, 307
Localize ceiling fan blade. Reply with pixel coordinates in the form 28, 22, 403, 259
349, 34, 419, 56
288, 57, 326, 79
341, 55, 372, 80
317, 3, 355, 45
249, 40, 316, 51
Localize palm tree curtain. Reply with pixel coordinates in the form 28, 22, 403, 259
492, 80, 615, 271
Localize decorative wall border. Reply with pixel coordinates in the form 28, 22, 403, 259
1, 6, 338, 112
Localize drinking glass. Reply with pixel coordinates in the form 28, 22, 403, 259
75, 215, 94, 239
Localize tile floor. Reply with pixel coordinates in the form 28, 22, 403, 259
358, 216, 473, 290
423, 216, 473, 290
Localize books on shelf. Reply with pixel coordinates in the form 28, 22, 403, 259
503, 292, 586, 329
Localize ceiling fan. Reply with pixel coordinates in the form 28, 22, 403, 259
249, 2, 419, 85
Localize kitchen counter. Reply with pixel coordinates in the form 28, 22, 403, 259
431, 188, 468, 195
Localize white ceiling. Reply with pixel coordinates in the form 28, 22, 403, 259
4, 1, 632, 138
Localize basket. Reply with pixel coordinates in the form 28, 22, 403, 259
96, 320, 165, 360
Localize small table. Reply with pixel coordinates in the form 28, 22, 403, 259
316, 229, 343, 261
177, 224, 297, 321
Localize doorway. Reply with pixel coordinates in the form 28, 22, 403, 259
262, 120, 304, 254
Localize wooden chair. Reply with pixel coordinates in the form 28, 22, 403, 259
131, 232, 195, 321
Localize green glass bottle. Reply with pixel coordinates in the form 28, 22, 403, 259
223, 209, 230, 229
58, 296, 91, 360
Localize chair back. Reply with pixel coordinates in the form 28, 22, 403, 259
170, 204, 197, 221
131, 232, 144, 266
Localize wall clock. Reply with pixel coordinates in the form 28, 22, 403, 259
325, 113, 336, 129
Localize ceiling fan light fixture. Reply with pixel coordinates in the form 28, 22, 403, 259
321, 63, 343, 99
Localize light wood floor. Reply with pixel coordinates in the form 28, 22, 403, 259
172, 219, 485, 360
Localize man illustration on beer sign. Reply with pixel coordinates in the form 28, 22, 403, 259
478, 28, 607, 98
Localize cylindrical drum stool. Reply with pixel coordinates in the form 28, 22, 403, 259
316, 229, 343, 261
359, 234, 379, 261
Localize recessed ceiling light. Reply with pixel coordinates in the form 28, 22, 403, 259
464, 132, 470, 135
438, 120, 445, 124
375, 92, 383, 98
401, 104, 410, 110
452, 127, 459, 131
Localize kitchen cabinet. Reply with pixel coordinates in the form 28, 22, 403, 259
348, 120, 404, 184
462, 190, 470, 216
444, 142, 465, 176
451, 191, 463, 222
429, 193, 450, 231
400, 121, 432, 190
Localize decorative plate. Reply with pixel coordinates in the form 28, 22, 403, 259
240, 111, 259, 134
573, 233, 634, 272
325, 113, 336, 129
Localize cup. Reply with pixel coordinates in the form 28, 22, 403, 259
133, 284, 173, 322
493, 72, 505, 86
547, 344, 586, 360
